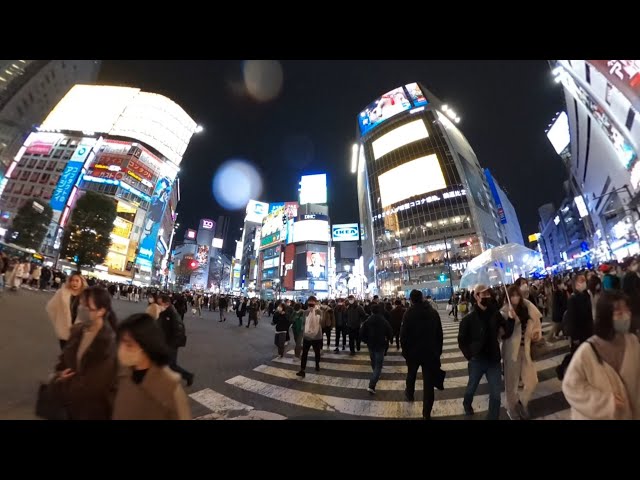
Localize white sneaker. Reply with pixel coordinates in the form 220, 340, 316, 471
367, 387, 376, 395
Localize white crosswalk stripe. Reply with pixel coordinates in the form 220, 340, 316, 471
204, 319, 570, 419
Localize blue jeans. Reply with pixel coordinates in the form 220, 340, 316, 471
368, 349, 385, 389
463, 357, 502, 420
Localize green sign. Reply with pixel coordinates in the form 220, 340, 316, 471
438, 274, 448, 283
261, 232, 280, 247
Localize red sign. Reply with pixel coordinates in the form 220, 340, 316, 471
589, 60, 640, 110
26, 142, 54, 155
283, 244, 295, 290
94, 153, 126, 167
89, 169, 124, 180
127, 158, 154, 181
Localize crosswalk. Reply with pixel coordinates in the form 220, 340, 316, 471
190, 319, 572, 420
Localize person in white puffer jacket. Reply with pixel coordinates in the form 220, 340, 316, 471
562, 291, 640, 420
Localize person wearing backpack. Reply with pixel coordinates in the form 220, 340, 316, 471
157, 294, 194, 387
296, 296, 323, 378
360, 303, 393, 394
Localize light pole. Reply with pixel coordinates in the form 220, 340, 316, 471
443, 235, 454, 297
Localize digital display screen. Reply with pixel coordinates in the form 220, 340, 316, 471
306, 251, 327, 280
293, 219, 330, 243
358, 83, 429, 135
372, 119, 429, 160
299, 174, 327, 205
377, 154, 446, 208
546, 111, 570, 155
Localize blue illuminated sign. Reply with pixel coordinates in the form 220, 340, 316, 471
136, 178, 171, 267
331, 223, 359, 242
484, 168, 507, 225
50, 140, 95, 212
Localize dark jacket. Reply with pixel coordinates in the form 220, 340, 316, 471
173, 295, 188, 315
623, 272, 640, 335
112, 365, 191, 420
389, 306, 405, 335
565, 291, 593, 342
334, 305, 347, 328
346, 303, 367, 330
53, 322, 118, 420
237, 300, 248, 317
400, 302, 443, 364
457, 304, 506, 362
272, 311, 289, 332
219, 297, 228, 310
249, 302, 259, 320
552, 289, 568, 324
158, 304, 185, 350
360, 313, 393, 351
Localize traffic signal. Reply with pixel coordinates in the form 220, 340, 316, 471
188, 260, 199, 270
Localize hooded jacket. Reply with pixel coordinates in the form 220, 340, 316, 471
360, 313, 393, 350
345, 302, 367, 330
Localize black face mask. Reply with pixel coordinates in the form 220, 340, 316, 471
479, 297, 492, 308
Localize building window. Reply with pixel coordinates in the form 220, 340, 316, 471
59, 137, 68, 146
55, 163, 65, 172
27, 158, 37, 168
24, 185, 34, 196
62, 151, 72, 160
20, 171, 30, 181
30, 172, 39, 182
40, 173, 50, 184
52, 149, 62, 159
36, 159, 47, 170
14, 184, 24, 194
46, 161, 56, 171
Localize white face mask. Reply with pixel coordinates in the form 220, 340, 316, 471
613, 314, 631, 334
118, 346, 142, 367
575, 283, 587, 293
348, 299, 355, 304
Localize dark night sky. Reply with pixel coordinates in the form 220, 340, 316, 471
98, 60, 566, 252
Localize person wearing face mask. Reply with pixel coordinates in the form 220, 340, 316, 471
514, 278, 531, 302
145, 292, 163, 321
564, 274, 594, 356
272, 303, 289, 358
622, 258, 640, 336
500, 285, 542, 420
548, 278, 569, 341
345, 295, 367, 356
458, 284, 508, 420
157, 294, 194, 387
291, 303, 305, 358
562, 291, 640, 419
43, 286, 118, 420
587, 275, 603, 321
296, 296, 324, 377
333, 298, 348, 352
600, 264, 621, 291
46, 272, 88, 351
112, 313, 191, 419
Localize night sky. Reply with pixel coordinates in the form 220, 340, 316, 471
98, 60, 566, 253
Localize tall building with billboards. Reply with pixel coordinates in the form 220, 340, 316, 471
355, 82, 507, 299
484, 169, 525, 246
239, 200, 270, 294
551, 60, 640, 260
0, 84, 198, 283
0, 60, 101, 180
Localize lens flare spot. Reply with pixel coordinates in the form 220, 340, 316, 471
212, 159, 263, 210
243, 60, 283, 102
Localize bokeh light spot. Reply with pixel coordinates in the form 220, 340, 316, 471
212, 159, 263, 210
243, 60, 283, 102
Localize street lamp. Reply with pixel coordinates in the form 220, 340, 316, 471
195, 125, 204, 134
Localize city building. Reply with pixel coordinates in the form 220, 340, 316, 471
551, 60, 640, 261
354, 82, 507, 299
237, 200, 270, 294
330, 222, 365, 297
0, 60, 101, 179
484, 169, 525, 245
0, 84, 198, 284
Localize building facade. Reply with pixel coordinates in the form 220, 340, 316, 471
552, 60, 640, 261
0, 84, 198, 284
484, 168, 525, 246
355, 82, 506, 299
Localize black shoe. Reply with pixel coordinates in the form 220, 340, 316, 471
334, 348, 339, 353
246, 325, 250, 328
296, 370, 305, 378
315, 365, 320, 372
463, 404, 474, 416
186, 373, 194, 387
404, 391, 415, 402
349, 351, 356, 356
342, 345, 345, 350
218, 320, 223, 322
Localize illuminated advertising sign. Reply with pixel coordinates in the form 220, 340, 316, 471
245, 200, 269, 224
589, 60, 640, 111
378, 154, 446, 208
261, 201, 298, 249
212, 238, 223, 249
293, 219, 330, 243
484, 169, 507, 225
528, 233, 540, 243
358, 83, 429, 136
574, 195, 589, 218
299, 174, 327, 205
50, 140, 97, 212
306, 251, 327, 280
283, 244, 295, 290
546, 112, 570, 155
196, 245, 209, 265
200, 219, 215, 230
372, 189, 466, 222
112, 216, 133, 239
127, 158, 154, 182
235, 240, 244, 262
372, 119, 429, 160
332, 223, 359, 242
186, 229, 196, 240
136, 177, 171, 268
94, 153, 127, 167
295, 280, 309, 290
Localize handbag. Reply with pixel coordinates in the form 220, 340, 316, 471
35, 382, 69, 420
530, 337, 549, 361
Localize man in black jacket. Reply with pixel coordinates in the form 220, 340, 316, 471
400, 289, 443, 420
457, 284, 506, 420
219, 295, 228, 322
564, 274, 593, 354
158, 294, 194, 386
345, 295, 367, 355
360, 303, 393, 394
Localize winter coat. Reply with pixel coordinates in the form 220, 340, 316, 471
52, 322, 118, 420
320, 305, 335, 329
46, 287, 81, 341
562, 334, 640, 420
345, 303, 367, 330
565, 291, 593, 342
457, 304, 506, 362
249, 302, 259, 320
389, 306, 405, 335
400, 302, 443, 365
112, 365, 191, 420
499, 299, 542, 393
272, 311, 290, 332
291, 310, 304, 337
237, 301, 248, 317
552, 289, 568, 324
158, 305, 185, 350
360, 313, 393, 351
334, 305, 347, 328
622, 272, 640, 335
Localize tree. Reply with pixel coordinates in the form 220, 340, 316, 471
7, 199, 53, 250
61, 191, 117, 270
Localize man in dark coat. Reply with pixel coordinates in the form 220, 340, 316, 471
345, 295, 367, 355
622, 258, 640, 336
388, 299, 405, 350
360, 303, 393, 394
157, 294, 194, 386
218, 295, 228, 322
457, 284, 506, 420
564, 274, 593, 354
400, 289, 443, 420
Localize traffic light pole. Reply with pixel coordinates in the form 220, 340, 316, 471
444, 236, 454, 296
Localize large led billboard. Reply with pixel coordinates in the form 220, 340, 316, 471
332, 223, 360, 242
372, 119, 429, 160
293, 217, 330, 243
378, 154, 446, 208
50, 138, 96, 212
260, 201, 298, 249
136, 178, 172, 269
299, 174, 327, 205
306, 251, 327, 280
245, 199, 269, 224
40, 85, 197, 165
546, 111, 570, 155
358, 83, 429, 136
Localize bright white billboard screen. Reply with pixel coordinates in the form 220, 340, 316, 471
372, 119, 429, 160
299, 174, 327, 205
574, 195, 589, 218
547, 111, 570, 155
378, 154, 447, 208
293, 219, 330, 243
245, 199, 269, 224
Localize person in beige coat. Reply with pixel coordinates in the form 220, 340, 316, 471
500, 285, 542, 420
145, 292, 163, 321
112, 313, 191, 420
46, 272, 88, 350
562, 291, 640, 420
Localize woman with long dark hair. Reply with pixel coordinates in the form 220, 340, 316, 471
47, 286, 118, 419
562, 291, 640, 419
112, 313, 191, 420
